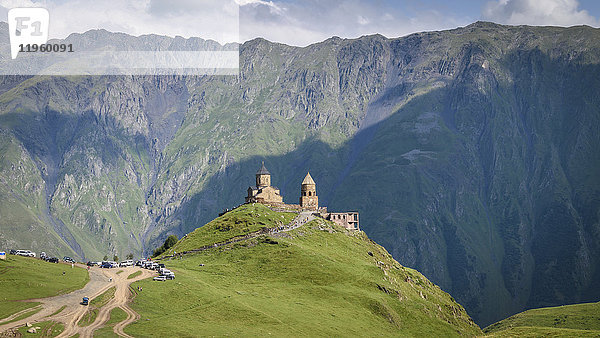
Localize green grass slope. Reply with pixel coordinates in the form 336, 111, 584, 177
0, 255, 89, 320
163, 204, 296, 254
16, 320, 64, 337
126, 204, 481, 336
484, 302, 600, 337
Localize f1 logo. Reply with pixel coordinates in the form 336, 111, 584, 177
8, 8, 49, 59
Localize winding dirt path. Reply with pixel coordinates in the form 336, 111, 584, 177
112, 300, 140, 338
0, 265, 155, 337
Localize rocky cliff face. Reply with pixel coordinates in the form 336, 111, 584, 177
0, 22, 599, 326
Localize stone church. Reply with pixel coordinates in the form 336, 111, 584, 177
245, 162, 283, 204
245, 162, 360, 230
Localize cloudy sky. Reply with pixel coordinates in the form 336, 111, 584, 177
0, 0, 599, 46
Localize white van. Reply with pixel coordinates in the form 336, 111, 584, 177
15, 250, 35, 257
119, 260, 134, 267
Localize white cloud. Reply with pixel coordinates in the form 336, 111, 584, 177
483, 0, 599, 26
0, 0, 489, 47
0, 0, 240, 43
357, 15, 369, 26
239, 0, 472, 46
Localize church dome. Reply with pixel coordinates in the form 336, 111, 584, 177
256, 161, 270, 175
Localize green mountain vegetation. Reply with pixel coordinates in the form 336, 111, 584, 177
0, 255, 89, 320
126, 204, 481, 336
152, 235, 178, 257
484, 301, 600, 337
0, 22, 599, 326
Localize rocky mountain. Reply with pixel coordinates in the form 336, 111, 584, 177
0, 21, 599, 326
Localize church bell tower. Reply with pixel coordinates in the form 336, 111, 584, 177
300, 172, 318, 209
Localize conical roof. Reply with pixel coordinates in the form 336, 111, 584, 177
256, 161, 270, 175
302, 172, 315, 185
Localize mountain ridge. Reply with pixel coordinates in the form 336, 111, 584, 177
0, 22, 599, 326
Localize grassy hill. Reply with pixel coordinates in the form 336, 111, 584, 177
0, 255, 89, 321
484, 302, 600, 337
162, 204, 296, 254
126, 204, 481, 336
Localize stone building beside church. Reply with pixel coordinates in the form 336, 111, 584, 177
245, 162, 360, 231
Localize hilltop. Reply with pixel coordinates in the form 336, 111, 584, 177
124, 204, 481, 336
484, 301, 600, 337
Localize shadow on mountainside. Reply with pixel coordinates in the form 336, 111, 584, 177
153, 48, 600, 327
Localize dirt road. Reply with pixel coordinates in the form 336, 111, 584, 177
0, 265, 155, 337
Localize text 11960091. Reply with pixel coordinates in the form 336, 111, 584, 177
19, 43, 74, 53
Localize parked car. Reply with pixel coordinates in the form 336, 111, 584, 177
47, 257, 59, 263
101, 261, 118, 268
145, 262, 158, 270
153, 276, 166, 281
82, 297, 89, 305
16, 250, 35, 257
40, 252, 47, 260
165, 273, 175, 280
119, 260, 134, 267
63, 256, 75, 263
9, 249, 16, 255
